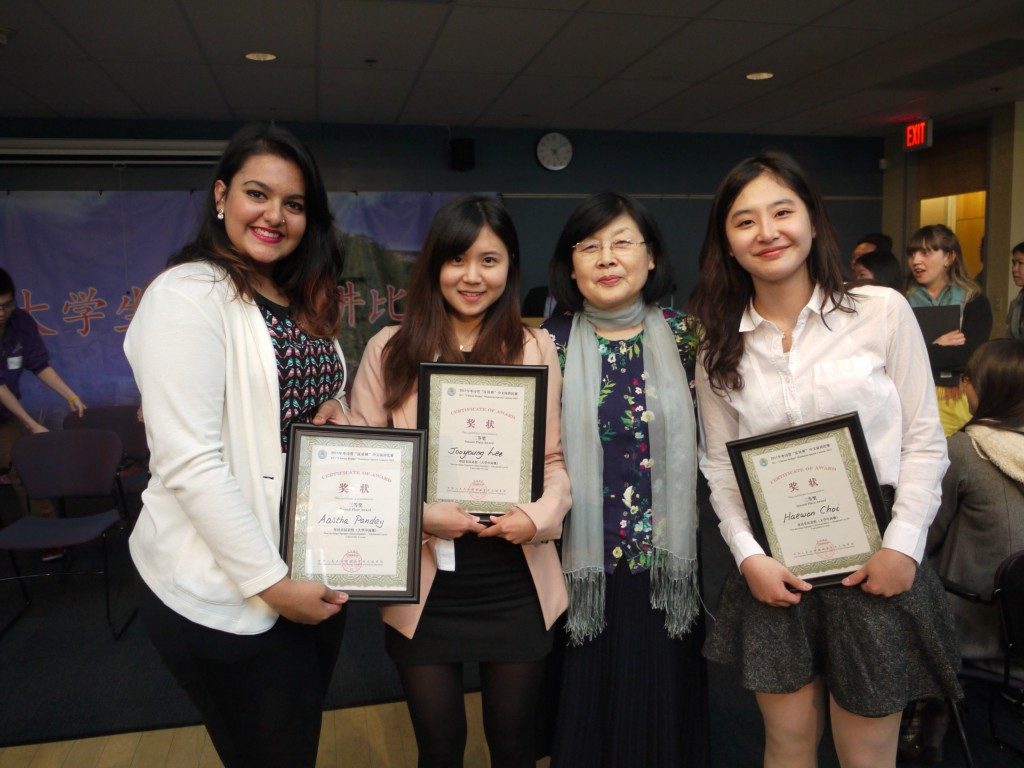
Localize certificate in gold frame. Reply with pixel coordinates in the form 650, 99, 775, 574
726, 413, 890, 587
282, 424, 424, 602
417, 362, 546, 517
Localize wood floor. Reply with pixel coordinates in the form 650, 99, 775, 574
0, 693, 548, 768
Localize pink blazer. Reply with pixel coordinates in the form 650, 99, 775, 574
350, 325, 571, 639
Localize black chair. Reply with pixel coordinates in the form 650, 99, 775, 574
0, 429, 137, 639
64, 405, 149, 519
942, 548, 1024, 762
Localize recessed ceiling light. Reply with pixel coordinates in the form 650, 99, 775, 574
746, 71, 774, 81
245, 52, 277, 62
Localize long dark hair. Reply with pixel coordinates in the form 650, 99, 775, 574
965, 338, 1024, 430
169, 122, 342, 337
381, 195, 524, 410
548, 192, 675, 311
689, 150, 849, 392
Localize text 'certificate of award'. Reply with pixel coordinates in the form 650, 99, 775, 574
726, 413, 890, 586
282, 425, 424, 602
418, 363, 547, 517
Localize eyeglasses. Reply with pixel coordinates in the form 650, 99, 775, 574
572, 238, 647, 257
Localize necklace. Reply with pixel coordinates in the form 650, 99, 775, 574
456, 325, 481, 352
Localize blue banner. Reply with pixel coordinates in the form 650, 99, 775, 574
0, 190, 461, 424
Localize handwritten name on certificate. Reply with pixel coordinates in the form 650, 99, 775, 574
745, 432, 880, 578
435, 383, 526, 510
305, 445, 403, 581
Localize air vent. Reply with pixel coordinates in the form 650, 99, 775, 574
0, 139, 226, 166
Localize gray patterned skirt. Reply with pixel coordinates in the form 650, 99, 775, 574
704, 563, 962, 717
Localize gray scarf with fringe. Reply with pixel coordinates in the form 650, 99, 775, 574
561, 298, 699, 645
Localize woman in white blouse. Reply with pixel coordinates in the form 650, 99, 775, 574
689, 151, 961, 768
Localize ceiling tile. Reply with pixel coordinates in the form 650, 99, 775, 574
484, 75, 604, 116
425, 6, 571, 73
571, 77, 689, 126
582, 0, 715, 15
319, 67, 419, 123
457, 0, 584, 8
401, 70, 515, 117
620, 18, 794, 82
319, 1, 448, 69
1, 60, 143, 117
0, 77, 58, 117
0, 0, 86, 61
104, 63, 228, 119
761, 88, 928, 135
920, 0, 1024, 34
814, 0, 974, 31
214, 63, 316, 121
37, 0, 204, 63
702, 0, 847, 24
182, 0, 316, 66
525, 12, 690, 79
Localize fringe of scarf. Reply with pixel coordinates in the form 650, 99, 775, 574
565, 549, 700, 645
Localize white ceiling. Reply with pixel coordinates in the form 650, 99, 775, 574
1, 0, 1023, 136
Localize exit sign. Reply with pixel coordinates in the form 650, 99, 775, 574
904, 119, 933, 151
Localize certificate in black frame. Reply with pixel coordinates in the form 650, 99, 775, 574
417, 362, 547, 517
726, 412, 891, 587
282, 424, 424, 603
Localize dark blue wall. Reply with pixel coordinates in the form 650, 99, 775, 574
1, 119, 883, 306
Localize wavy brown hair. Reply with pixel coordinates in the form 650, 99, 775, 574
381, 196, 525, 410
689, 151, 850, 393
905, 224, 982, 302
168, 123, 342, 337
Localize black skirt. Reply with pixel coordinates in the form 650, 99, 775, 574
550, 561, 709, 768
704, 563, 963, 717
386, 532, 552, 664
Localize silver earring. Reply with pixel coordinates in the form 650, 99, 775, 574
217, 210, 224, 220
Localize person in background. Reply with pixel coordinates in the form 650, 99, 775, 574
331, 195, 570, 768
522, 284, 560, 319
692, 151, 960, 768
543, 192, 707, 767
0, 267, 85, 529
125, 123, 350, 768
850, 250, 905, 294
850, 232, 893, 267
1008, 241, 1024, 339
906, 224, 993, 436
902, 338, 1024, 762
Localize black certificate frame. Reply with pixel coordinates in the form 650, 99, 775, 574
726, 412, 891, 587
417, 362, 547, 518
282, 424, 424, 603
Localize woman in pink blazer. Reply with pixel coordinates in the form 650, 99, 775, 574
329, 196, 570, 768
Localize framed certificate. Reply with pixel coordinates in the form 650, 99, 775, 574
417, 362, 547, 517
282, 424, 424, 602
726, 413, 890, 587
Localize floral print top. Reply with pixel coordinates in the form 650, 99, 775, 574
543, 308, 698, 574
255, 294, 345, 451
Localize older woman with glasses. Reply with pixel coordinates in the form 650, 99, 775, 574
541, 192, 708, 767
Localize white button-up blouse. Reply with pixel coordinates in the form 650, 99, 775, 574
697, 284, 949, 568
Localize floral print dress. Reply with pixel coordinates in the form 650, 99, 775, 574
543, 308, 698, 574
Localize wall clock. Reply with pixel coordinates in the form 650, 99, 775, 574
536, 131, 573, 171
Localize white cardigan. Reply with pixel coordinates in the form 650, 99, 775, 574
125, 262, 344, 634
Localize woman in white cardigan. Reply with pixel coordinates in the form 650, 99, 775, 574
125, 124, 349, 768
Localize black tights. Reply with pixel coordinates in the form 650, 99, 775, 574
397, 660, 545, 768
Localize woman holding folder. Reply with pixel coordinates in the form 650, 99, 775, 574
320, 195, 570, 768
691, 151, 960, 768
906, 224, 992, 435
